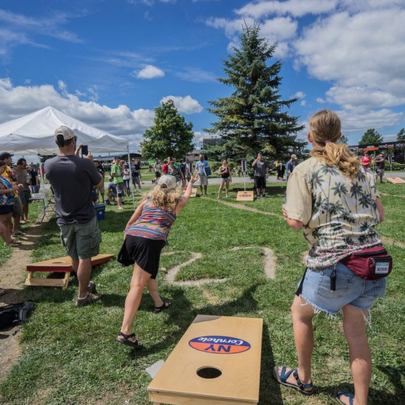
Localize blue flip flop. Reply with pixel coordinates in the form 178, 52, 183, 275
335, 390, 355, 405
273, 366, 314, 395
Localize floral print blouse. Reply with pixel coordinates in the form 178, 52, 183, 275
285, 157, 381, 270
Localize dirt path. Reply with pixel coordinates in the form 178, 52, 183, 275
0, 221, 44, 384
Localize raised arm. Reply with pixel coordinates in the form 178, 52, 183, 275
176, 175, 198, 215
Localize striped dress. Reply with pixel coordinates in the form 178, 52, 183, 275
124, 198, 176, 243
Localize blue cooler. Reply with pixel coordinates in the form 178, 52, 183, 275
94, 204, 106, 220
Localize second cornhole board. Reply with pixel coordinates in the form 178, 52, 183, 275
236, 190, 255, 201
25, 254, 114, 290
387, 177, 405, 184
148, 314, 263, 405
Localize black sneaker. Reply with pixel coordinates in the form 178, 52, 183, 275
256, 195, 261, 199
262, 194, 266, 198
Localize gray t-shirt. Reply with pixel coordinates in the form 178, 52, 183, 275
45, 155, 102, 225
15, 168, 31, 191
254, 160, 268, 177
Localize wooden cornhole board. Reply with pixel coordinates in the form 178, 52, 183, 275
236, 190, 255, 202
387, 177, 405, 184
148, 314, 263, 405
25, 253, 114, 290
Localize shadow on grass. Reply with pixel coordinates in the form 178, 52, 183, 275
373, 365, 405, 403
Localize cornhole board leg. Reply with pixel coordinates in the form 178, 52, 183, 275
25, 254, 114, 289
148, 314, 263, 405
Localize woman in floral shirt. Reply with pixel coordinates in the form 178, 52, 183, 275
273, 110, 386, 405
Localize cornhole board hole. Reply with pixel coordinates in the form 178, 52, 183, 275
387, 177, 405, 184
236, 190, 255, 202
25, 253, 114, 290
148, 314, 263, 405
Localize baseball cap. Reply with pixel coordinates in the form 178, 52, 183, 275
54, 126, 76, 141
291, 154, 297, 159
157, 175, 177, 189
0, 152, 13, 160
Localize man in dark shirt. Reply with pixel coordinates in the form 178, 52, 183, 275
45, 126, 104, 307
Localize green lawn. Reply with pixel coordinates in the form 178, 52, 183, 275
0, 182, 404, 404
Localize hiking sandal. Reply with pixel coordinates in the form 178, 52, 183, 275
153, 301, 172, 314
116, 332, 143, 349
273, 366, 314, 395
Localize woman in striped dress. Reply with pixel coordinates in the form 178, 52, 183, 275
117, 174, 198, 348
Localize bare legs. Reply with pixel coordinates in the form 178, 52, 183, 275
120, 264, 164, 335
341, 305, 371, 405
71, 258, 93, 299
279, 295, 371, 404
0, 216, 13, 245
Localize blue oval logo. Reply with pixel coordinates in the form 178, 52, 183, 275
189, 335, 251, 354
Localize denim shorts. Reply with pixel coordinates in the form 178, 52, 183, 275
59, 216, 101, 259
299, 262, 386, 315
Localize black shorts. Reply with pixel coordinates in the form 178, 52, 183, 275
118, 235, 165, 279
0, 205, 13, 215
255, 176, 266, 189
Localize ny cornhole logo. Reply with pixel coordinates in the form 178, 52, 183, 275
189, 335, 251, 354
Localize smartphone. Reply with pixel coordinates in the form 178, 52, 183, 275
82, 145, 88, 156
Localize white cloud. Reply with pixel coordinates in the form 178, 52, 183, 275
175, 67, 217, 83
135, 65, 165, 79
160, 95, 203, 114
236, 0, 337, 19
294, 9, 405, 94
0, 78, 155, 148
0, 9, 82, 57
324, 86, 405, 109
206, 16, 297, 57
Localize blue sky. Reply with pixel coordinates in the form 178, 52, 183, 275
1, 0, 405, 155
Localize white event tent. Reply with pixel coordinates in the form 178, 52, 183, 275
0, 106, 129, 155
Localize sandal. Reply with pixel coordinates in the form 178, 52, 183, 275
116, 332, 143, 349
153, 301, 172, 314
273, 366, 314, 395
335, 390, 355, 405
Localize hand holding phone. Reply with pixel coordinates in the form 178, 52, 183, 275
81, 145, 89, 156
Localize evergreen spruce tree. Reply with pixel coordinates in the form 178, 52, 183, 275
141, 99, 194, 160
397, 128, 405, 142
359, 128, 383, 146
206, 23, 304, 161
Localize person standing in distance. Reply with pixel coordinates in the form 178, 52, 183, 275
45, 126, 104, 307
286, 154, 297, 181
252, 153, 268, 198
195, 154, 209, 195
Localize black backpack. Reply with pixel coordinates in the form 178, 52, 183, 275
0, 301, 34, 330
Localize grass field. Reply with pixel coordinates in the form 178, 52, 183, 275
0, 181, 404, 405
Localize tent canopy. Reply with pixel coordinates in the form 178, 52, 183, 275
0, 106, 129, 155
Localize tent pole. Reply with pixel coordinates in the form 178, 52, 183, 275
127, 146, 136, 210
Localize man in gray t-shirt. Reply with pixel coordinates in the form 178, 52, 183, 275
252, 153, 268, 198
45, 126, 103, 308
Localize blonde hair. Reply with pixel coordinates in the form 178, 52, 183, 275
147, 184, 181, 213
309, 110, 360, 178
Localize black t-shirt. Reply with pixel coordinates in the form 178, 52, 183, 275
44, 155, 102, 225
30, 170, 38, 186
132, 164, 140, 177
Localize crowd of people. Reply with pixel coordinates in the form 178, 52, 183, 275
0, 112, 395, 404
